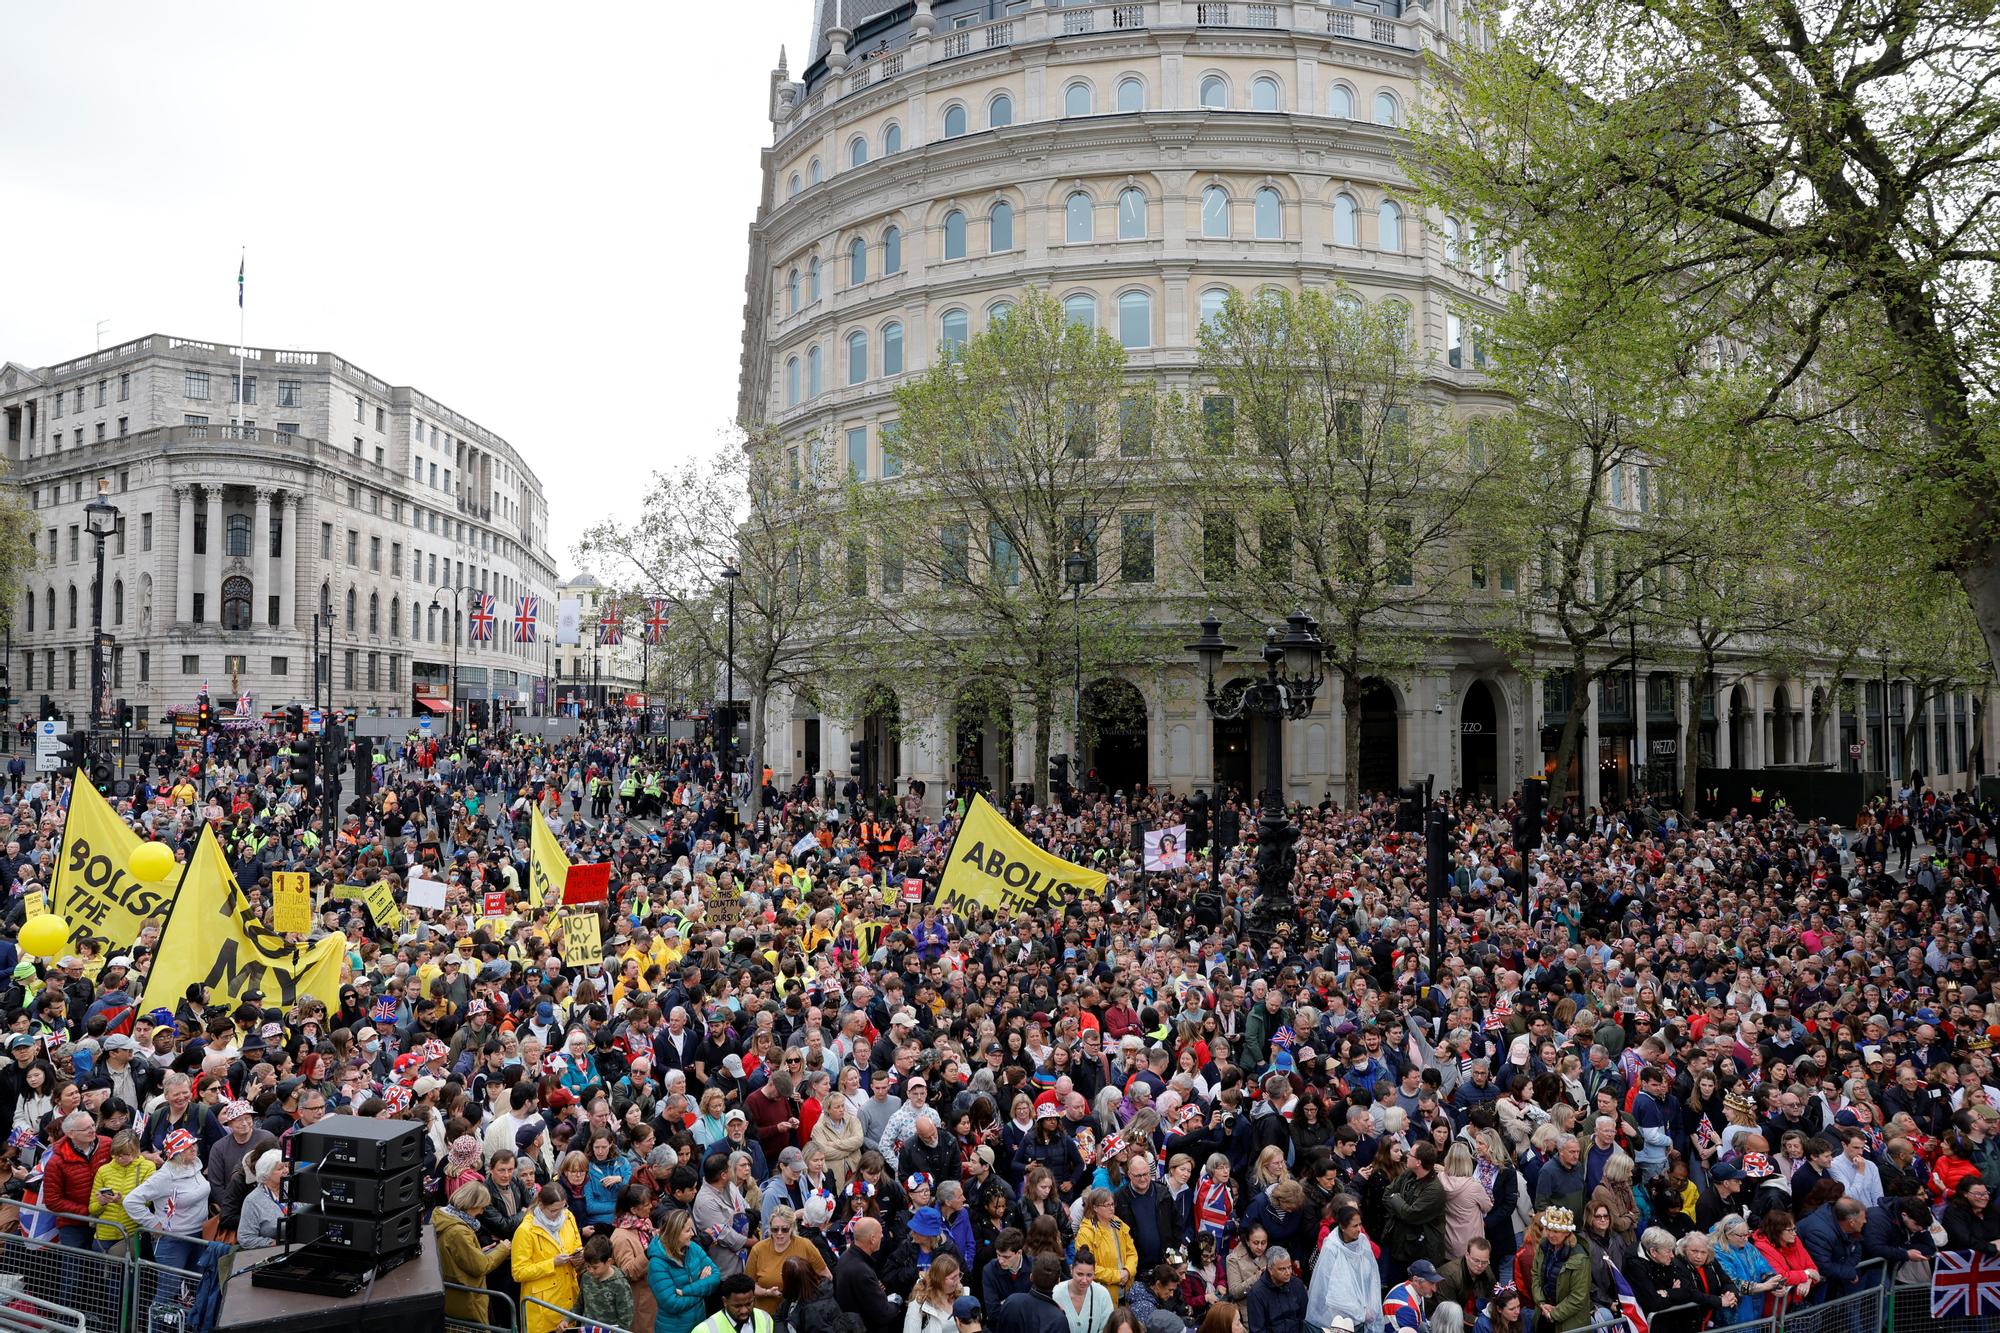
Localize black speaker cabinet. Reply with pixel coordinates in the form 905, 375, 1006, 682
286, 1114, 424, 1173
288, 1203, 424, 1254
291, 1162, 423, 1214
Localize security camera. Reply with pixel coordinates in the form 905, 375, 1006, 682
1434, 701, 1446, 715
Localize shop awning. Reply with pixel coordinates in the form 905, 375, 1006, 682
416, 697, 451, 715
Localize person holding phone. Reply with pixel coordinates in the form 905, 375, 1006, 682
514, 1181, 586, 1333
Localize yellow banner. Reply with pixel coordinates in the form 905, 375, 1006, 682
52, 771, 176, 957
271, 872, 313, 934
23, 891, 47, 919
139, 826, 345, 1013
935, 793, 1107, 913
358, 881, 403, 933
529, 814, 570, 911
560, 912, 601, 967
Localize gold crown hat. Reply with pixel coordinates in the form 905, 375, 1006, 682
1539, 1206, 1577, 1233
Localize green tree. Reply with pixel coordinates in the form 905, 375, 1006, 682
844, 291, 1152, 804
1413, 0, 2000, 680
577, 438, 857, 816
1191, 287, 1510, 801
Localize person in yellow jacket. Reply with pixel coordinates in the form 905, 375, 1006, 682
513, 1182, 585, 1333
87, 1130, 155, 1249
1074, 1187, 1139, 1303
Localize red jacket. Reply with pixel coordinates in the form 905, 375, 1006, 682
40, 1134, 111, 1220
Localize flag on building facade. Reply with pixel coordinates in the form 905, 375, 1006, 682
598, 599, 623, 646
468, 592, 496, 644
514, 594, 539, 644
644, 597, 671, 645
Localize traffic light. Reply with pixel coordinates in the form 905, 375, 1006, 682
1048, 752, 1070, 793
288, 704, 306, 735
0, 660, 11, 712
40, 696, 58, 722
848, 739, 866, 780
291, 745, 316, 782
1515, 776, 1546, 851
195, 694, 213, 733
351, 736, 373, 797
59, 730, 90, 773
117, 699, 134, 731
1395, 782, 1428, 833
1187, 789, 1211, 853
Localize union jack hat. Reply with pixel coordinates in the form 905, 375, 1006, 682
163, 1129, 198, 1158
383, 1085, 414, 1114
421, 1039, 449, 1063
393, 1052, 426, 1078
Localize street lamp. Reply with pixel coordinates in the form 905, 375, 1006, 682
721, 564, 741, 783
1186, 609, 1324, 937
1064, 541, 1089, 781
429, 584, 472, 738
83, 480, 120, 745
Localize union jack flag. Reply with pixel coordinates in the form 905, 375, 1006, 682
598, 600, 623, 646
1931, 1250, 2000, 1318
467, 592, 496, 644
514, 594, 539, 644
644, 597, 671, 645
1612, 1265, 1650, 1333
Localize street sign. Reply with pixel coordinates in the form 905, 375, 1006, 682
1849, 743, 1865, 759
306, 709, 323, 734
34, 719, 65, 773
418, 717, 433, 737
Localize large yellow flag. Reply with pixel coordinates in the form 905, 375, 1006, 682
528, 812, 571, 910
52, 770, 176, 957
140, 825, 345, 1012
935, 793, 1107, 913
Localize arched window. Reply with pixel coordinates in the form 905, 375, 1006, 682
1334, 291, 1363, 318
847, 330, 869, 384
1117, 291, 1152, 348
1063, 293, 1097, 329
943, 104, 968, 138
1199, 288, 1229, 329
368, 591, 380, 635
1443, 216, 1462, 264
413, 602, 421, 638
787, 174, 800, 198
226, 512, 251, 557
1118, 188, 1147, 239
1333, 193, 1358, 245
1201, 186, 1230, 237
787, 267, 799, 314
808, 158, 822, 185
808, 257, 821, 303
883, 225, 902, 274
884, 123, 902, 154
66, 586, 77, 630
112, 579, 123, 626
989, 93, 1013, 128
988, 300, 1014, 323
1374, 91, 1399, 126
1252, 77, 1280, 111
942, 209, 967, 260
23, 590, 31, 631
1064, 82, 1092, 117
882, 321, 904, 376
1200, 75, 1228, 109
1379, 200, 1404, 252
1330, 84, 1354, 118
940, 308, 969, 355
390, 595, 401, 639
224, 576, 254, 632
989, 200, 1014, 252
344, 586, 357, 632
806, 345, 822, 397
849, 236, 868, 285
786, 357, 800, 406
1117, 78, 1144, 113
44, 588, 53, 630
1254, 187, 1282, 239
1065, 192, 1093, 243
1383, 299, 1413, 349
849, 137, 869, 168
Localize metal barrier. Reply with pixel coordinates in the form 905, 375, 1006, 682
1775, 1276, 1885, 1333
127, 1255, 200, 1333
444, 1280, 518, 1333
1887, 1274, 1989, 1333
0, 1277, 89, 1333
0, 1211, 135, 1333
521, 1294, 631, 1333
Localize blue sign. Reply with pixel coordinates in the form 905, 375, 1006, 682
418, 717, 433, 736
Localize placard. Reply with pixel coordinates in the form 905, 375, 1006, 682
271, 872, 313, 934
562, 863, 610, 905
406, 876, 447, 911
560, 912, 601, 967
358, 880, 403, 932
482, 891, 509, 916
22, 890, 47, 919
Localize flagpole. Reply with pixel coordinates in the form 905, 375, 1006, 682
236, 246, 246, 431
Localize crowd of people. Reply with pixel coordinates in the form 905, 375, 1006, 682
0, 714, 1996, 1333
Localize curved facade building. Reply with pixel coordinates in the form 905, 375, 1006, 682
739, 0, 1989, 808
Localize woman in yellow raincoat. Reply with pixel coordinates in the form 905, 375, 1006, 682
512, 1181, 584, 1333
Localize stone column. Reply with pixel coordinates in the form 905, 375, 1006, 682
276, 493, 297, 629
203, 485, 225, 622
174, 485, 195, 623
252, 488, 273, 630
1581, 682, 1601, 810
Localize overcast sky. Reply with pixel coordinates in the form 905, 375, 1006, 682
0, 0, 813, 571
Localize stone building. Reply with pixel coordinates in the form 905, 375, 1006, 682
1, 333, 560, 735
739, 0, 1989, 809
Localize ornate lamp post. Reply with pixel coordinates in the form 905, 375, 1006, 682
1186, 609, 1324, 935
84, 481, 121, 745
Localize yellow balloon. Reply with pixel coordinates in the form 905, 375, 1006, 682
129, 841, 176, 884
17, 914, 70, 958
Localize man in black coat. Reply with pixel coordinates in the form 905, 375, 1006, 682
833, 1216, 903, 1328
1114, 1154, 1180, 1270
995, 1256, 1071, 1333
1244, 1247, 1307, 1333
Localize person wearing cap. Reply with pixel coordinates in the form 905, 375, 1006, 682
883, 1204, 951, 1299
1526, 1208, 1591, 1333
122, 1126, 212, 1278
1694, 1160, 1747, 1232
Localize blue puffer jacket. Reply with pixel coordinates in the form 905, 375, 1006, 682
646, 1237, 720, 1333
